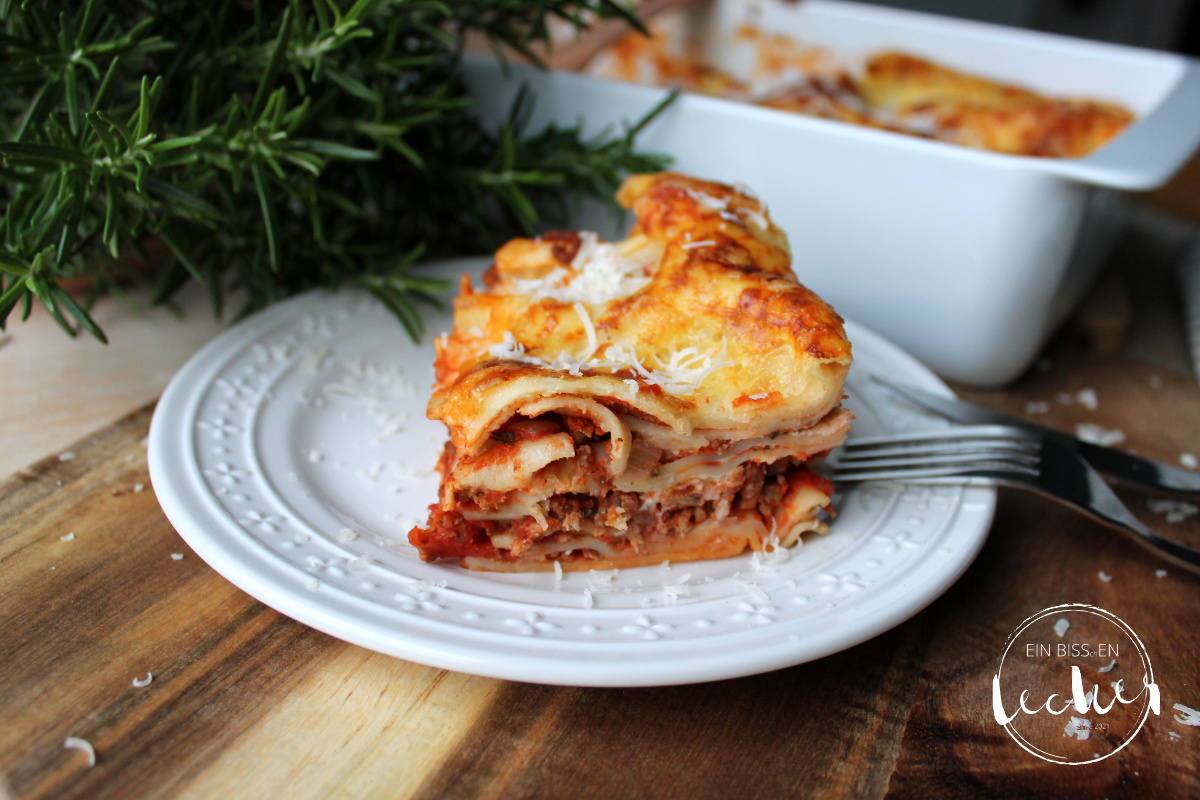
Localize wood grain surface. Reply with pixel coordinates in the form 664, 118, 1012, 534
2, 337, 1198, 800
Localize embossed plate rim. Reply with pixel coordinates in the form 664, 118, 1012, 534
149, 259, 995, 686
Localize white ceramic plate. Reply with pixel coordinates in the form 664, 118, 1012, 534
149, 257, 995, 687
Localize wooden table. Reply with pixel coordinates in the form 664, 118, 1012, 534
3, 211, 1200, 800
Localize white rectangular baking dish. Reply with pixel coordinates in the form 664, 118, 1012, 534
462, 0, 1200, 385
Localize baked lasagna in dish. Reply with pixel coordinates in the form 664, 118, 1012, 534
591, 27, 1134, 158
409, 172, 852, 571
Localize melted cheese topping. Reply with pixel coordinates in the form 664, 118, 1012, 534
430, 172, 852, 459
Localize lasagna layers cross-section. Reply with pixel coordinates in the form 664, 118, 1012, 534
409, 172, 852, 571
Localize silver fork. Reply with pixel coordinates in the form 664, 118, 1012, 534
826, 425, 1200, 575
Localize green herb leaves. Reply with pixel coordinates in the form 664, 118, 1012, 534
1, 0, 669, 342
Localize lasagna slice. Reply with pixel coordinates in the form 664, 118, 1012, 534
409, 172, 852, 571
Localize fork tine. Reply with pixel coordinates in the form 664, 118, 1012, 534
827, 425, 1043, 483
829, 462, 1041, 483
831, 425, 1040, 475
836, 440, 1039, 463
834, 451, 1041, 470
841, 424, 1040, 449
839, 440, 1039, 459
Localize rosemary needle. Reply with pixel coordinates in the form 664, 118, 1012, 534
0, 0, 670, 342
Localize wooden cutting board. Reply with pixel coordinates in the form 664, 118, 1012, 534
2, 347, 1199, 800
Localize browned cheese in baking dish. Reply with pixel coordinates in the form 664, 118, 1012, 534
597, 27, 1134, 158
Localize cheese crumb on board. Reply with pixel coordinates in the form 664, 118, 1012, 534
1074, 423, 1125, 447
1064, 716, 1092, 740
64, 736, 95, 767
1174, 703, 1200, 726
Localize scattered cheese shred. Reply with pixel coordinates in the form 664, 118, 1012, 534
510, 232, 652, 304
1054, 618, 1070, 637
735, 576, 771, 603
1098, 658, 1117, 673
483, 331, 735, 397
662, 582, 697, 605
60, 532, 75, 542
1064, 716, 1092, 740
1174, 703, 1200, 726
684, 187, 769, 230
487, 331, 528, 361
1147, 499, 1199, 524
1075, 423, 1126, 447
572, 302, 598, 361
132, 672, 153, 688
64, 736, 96, 767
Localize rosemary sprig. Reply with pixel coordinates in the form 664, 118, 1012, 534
0, 0, 670, 342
